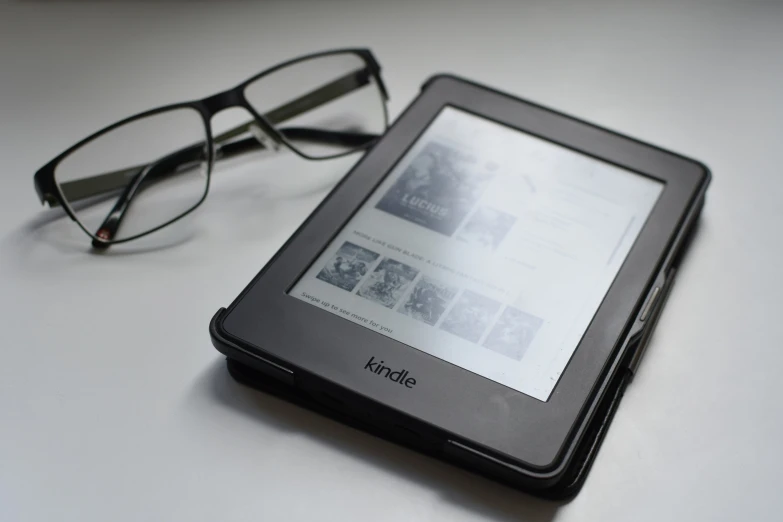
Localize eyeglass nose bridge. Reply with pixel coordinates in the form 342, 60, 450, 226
200, 87, 283, 147
201, 88, 245, 115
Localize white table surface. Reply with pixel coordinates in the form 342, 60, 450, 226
2, 1, 782, 521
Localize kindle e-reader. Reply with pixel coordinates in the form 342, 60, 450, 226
210, 74, 710, 498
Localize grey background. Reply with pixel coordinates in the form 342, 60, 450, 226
1, 1, 781, 521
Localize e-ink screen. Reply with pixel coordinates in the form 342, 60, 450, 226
289, 106, 663, 401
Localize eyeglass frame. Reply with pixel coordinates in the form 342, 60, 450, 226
33, 47, 390, 247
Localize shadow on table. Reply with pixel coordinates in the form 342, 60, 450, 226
198, 359, 562, 522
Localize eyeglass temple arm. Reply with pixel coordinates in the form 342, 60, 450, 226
218, 127, 378, 159
52, 67, 378, 206
210, 66, 372, 144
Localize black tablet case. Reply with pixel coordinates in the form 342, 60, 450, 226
212, 75, 706, 499
216, 256, 673, 500
223, 353, 629, 500
212, 207, 690, 499
213, 198, 695, 500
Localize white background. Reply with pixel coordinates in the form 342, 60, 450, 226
1, 1, 782, 521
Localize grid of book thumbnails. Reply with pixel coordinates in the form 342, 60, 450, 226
314, 141, 543, 361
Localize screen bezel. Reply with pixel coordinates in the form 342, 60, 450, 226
219, 75, 709, 470
287, 104, 665, 403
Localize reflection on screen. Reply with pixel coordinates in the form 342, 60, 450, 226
289, 106, 663, 401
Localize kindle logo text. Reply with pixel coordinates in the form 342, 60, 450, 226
364, 357, 417, 388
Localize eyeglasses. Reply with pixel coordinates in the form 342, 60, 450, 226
33, 48, 389, 249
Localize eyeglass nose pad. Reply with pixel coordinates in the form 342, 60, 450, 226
249, 122, 281, 153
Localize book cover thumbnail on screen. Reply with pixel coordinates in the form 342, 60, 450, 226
376, 142, 493, 236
